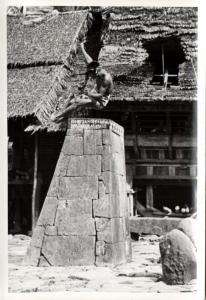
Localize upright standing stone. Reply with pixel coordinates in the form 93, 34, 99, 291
159, 229, 197, 285
24, 118, 131, 266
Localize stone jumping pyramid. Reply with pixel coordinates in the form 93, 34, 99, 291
24, 118, 131, 266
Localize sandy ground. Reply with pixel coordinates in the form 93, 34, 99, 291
8, 234, 196, 293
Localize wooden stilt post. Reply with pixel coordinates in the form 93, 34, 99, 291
146, 184, 154, 210
161, 44, 165, 76
129, 193, 134, 216
32, 133, 38, 232
192, 181, 197, 211
131, 111, 139, 159
166, 111, 173, 159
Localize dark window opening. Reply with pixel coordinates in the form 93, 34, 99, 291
144, 37, 185, 87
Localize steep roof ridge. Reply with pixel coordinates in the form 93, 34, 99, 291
34, 11, 89, 127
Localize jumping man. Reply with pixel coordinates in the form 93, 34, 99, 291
50, 41, 113, 123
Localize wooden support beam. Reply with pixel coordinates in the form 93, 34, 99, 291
131, 111, 139, 159
126, 158, 196, 164
166, 111, 173, 159
146, 184, 154, 209
106, 102, 195, 113
134, 176, 196, 182
192, 182, 197, 210
161, 44, 165, 75
133, 178, 196, 186
32, 133, 39, 232
129, 194, 134, 216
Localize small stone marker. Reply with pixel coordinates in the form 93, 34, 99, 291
24, 118, 131, 266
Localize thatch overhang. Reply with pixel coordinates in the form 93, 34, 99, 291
7, 10, 89, 129
8, 65, 62, 118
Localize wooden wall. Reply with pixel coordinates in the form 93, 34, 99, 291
94, 101, 197, 215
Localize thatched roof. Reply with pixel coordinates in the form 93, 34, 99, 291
7, 10, 89, 125
98, 7, 197, 102
99, 7, 197, 73
8, 65, 61, 117
109, 57, 197, 102
7, 11, 88, 66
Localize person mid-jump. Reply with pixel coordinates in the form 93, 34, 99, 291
50, 41, 113, 123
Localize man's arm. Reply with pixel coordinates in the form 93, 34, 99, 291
106, 76, 113, 94
80, 42, 93, 65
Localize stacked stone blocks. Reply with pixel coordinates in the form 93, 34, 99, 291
24, 118, 131, 266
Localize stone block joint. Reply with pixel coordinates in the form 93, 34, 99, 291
24, 118, 131, 266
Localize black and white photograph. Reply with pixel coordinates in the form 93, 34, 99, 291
1, 2, 205, 298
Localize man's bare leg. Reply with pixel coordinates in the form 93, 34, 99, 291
51, 97, 93, 123
50, 103, 79, 123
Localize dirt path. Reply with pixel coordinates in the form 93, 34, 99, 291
8, 234, 196, 293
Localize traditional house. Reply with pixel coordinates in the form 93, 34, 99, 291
96, 7, 198, 220
7, 7, 197, 234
